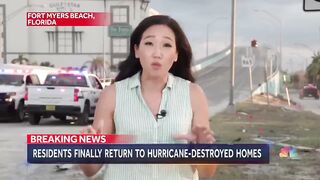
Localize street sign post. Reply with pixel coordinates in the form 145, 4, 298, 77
241, 47, 255, 102
0, 5, 5, 64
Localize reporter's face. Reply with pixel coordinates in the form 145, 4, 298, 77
135, 25, 178, 76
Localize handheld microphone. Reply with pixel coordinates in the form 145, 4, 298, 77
156, 110, 167, 119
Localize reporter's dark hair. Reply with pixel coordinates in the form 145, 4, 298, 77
115, 15, 195, 82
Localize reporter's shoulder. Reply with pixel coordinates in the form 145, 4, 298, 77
190, 83, 205, 97
100, 84, 116, 99
189, 83, 209, 115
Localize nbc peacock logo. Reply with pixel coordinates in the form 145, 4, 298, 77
279, 146, 298, 159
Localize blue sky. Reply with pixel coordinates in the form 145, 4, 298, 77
150, 0, 320, 73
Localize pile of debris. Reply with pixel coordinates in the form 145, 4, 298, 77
251, 93, 303, 110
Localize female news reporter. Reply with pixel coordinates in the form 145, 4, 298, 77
80, 15, 216, 180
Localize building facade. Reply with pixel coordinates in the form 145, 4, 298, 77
0, 0, 154, 77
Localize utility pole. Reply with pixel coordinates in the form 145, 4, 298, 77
0, 5, 7, 64
249, 40, 258, 102
103, 0, 107, 78
264, 55, 270, 106
229, 0, 236, 106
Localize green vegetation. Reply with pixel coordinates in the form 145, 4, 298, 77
306, 51, 320, 86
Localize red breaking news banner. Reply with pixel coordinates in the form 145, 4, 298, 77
26, 12, 110, 26
27, 134, 134, 144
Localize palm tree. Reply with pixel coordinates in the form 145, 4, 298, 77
11, 54, 29, 64
90, 57, 104, 78
306, 51, 320, 87
80, 57, 111, 78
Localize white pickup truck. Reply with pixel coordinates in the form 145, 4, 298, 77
0, 69, 41, 121
25, 72, 103, 125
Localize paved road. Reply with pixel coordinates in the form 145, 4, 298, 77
196, 47, 267, 115
0, 118, 87, 180
290, 89, 320, 115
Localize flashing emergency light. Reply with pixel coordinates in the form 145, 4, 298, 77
15, 69, 23, 74
0, 69, 13, 74
58, 70, 67, 74
0, 68, 33, 74
58, 67, 88, 75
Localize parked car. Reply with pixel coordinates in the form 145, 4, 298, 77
299, 84, 319, 99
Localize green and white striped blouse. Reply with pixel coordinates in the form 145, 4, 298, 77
92, 71, 197, 180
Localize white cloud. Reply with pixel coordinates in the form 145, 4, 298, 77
150, 0, 320, 71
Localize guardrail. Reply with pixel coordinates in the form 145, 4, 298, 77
192, 47, 231, 72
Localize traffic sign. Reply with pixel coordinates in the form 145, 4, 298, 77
109, 25, 132, 37
241, 56, 254, 67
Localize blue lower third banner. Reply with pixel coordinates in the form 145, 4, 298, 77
27, 144, 269, 164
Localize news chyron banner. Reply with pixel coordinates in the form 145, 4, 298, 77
26, 12, 110, 26
27, 134, 270, 164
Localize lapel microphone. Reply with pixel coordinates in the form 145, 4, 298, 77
156, 110, 167, 119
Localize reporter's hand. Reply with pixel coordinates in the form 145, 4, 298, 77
80, 125, 101, 134
174, 125, 215, 144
